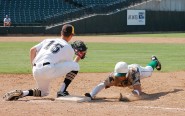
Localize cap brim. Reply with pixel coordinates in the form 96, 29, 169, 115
114, 73, 127, 77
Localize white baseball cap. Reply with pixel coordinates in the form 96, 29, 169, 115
114, 62, 128, 77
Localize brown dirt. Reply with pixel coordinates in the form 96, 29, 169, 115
0, 36, 185, 116
0, 36, 185, 43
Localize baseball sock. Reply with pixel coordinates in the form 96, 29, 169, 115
60, 78, 71, 92
22, 90, 29, 97
22, 89, 41, 97
147, 60, 157, 70
22, 90, 36, 96
60, 71, 78, 92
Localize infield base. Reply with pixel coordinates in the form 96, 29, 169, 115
55, 95, 91, 103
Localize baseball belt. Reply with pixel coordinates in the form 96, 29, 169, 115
33, 62, 50, 66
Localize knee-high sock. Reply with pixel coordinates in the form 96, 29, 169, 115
60, 78, 71, 92
147, 60, 157, 70
22, 90, 29, 97
90, 82, 105, 97
22, 89, 41, 97
60, 71, 78, 92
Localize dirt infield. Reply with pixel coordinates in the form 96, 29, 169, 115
0, 36, 185, 116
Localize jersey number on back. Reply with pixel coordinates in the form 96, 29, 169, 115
45, 40, 64, 54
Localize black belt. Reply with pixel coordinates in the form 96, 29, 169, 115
33, 62, 50, 66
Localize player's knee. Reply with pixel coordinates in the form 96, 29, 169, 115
73, 62, 80, 71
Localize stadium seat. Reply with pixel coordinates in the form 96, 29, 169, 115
0, 0, 141, 26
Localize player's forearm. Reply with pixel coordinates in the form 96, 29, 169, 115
30, 47, 37, 66
73, 56, 81, 62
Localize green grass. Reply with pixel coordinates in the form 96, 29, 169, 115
0, 42, 37, 73
80, 43, 185, 72
0, 42, 185, 73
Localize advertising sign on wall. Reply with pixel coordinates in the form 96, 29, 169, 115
127, 10, 146, 25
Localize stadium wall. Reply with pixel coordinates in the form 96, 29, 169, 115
0, 26, 45, 35
45, 10, 185, 35
0, 10, 184, 35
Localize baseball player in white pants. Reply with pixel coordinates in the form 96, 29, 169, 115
85, 56, 161, 101
3, 24, 87, 101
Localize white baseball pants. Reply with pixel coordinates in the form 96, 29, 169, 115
32, 61, 79, 96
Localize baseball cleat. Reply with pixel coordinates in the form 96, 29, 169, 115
3, 90, 23, 101
84, 93, 93, 100
151, 55, 161, 71
57, 91, 69, 97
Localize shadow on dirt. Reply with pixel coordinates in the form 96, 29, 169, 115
90, 98, 119, 103
141, 89, 184, 101
18, 97, 55, 102
91, 89, 184, 103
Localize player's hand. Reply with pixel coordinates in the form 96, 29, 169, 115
71, 40, 88, 59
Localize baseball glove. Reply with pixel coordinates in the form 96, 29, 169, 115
71, 40, 87, 59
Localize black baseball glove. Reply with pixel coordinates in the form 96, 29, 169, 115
71, 40, 88, 59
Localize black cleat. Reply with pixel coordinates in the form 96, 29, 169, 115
57, 91, 69, 97
151, 55, 161, 71
84, 93, 92, 100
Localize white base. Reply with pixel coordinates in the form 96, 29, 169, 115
55, 95, 91, 103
